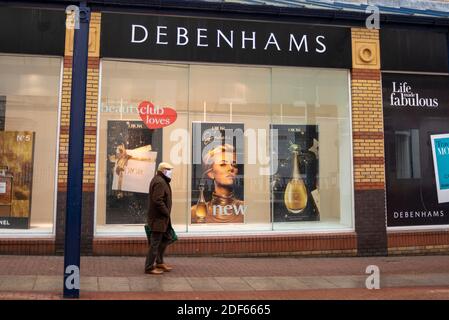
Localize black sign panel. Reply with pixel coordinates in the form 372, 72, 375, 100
101, 13, 351, 68
0, 7, 65, 56
383, 73, 449, 227
0, 218, 29, 229
381, 28, 449, 73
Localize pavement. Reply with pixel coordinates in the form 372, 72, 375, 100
0, 255, 449, 300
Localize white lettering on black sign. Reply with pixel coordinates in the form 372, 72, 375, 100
101, 13, 351, 68
390, 82, 439, 108
131, 24, 328, 53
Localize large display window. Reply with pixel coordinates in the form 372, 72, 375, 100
96, 59, 354, 235
0, 55, 62, 235
383, 73, 449, 228
96, 62, 189, 235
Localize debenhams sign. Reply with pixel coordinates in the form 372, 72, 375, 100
101, 13, 352, 68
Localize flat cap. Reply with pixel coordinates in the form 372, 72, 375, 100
158, 162, 174, 171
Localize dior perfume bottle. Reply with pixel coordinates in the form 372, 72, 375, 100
0, 166, 13, 217
195, 185, 207, 223
284, 146, 308, 214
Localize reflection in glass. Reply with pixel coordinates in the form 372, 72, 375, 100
395, 129, 421, 179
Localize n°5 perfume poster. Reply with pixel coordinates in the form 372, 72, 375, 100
0, 131, 35, 229
106, 120, 162, 224
191, 122, 245, 224
270, 124, 319, 222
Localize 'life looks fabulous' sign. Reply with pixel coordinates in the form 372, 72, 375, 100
100, 13, 351, 69
138, 101, 177, 129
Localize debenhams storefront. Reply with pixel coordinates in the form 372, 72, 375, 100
0, 1, 448, 257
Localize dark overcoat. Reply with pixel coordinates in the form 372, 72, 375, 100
147, 171, 172, 232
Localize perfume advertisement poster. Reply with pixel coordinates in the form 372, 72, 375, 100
270, 125, 319, 222
106, 120, 162, 224
430, 133, 449, 204
383, 73, 449, 226
191, 122, 245, 224
0, 131, 35, 229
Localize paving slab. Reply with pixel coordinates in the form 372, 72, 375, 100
413, 274, 449, 286
160, 277, 194, 292
33, 276, 61, 291
271, 277, 311, 290
186, 277, 224, 291
322, 276, 366, 289
382, 274, 449, 288
242, 277, 284, 291
128, 277, 161, 292
297, 276, 339, 289
80, 276, 99, 292
214, 277, 254, 291
0, 276, 36, 291
98, 277, 130, 292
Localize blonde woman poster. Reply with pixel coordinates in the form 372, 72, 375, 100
191, 122, 245, 224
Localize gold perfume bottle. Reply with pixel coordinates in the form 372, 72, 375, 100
196, 185, 207, 223
284, 149, 308, 214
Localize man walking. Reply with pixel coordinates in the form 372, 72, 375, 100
145, 162, 175, 275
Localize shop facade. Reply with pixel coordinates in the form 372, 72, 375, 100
0, 1, 448, 257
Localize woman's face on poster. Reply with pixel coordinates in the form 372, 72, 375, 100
207, 151, 238, 187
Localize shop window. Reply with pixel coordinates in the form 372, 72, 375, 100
97, 60, 353, 234
96, 61, 189, 235
271, 68, 353, 230
395, 129, 421, 179
188, 65, 272, 232
0, 55, 61, 234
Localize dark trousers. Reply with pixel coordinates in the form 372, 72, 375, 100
145, 231, 170, 271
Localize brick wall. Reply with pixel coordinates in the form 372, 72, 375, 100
388, 231, 449, 255
55, 12, 101, 255
351, 28, 388, 256
93, 233, 358, 257
0, 239, 55, 255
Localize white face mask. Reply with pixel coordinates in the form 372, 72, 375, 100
163, 169, 173, 179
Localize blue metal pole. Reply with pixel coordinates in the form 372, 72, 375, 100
63, 2, 90, 299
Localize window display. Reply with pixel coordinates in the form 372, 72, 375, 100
271, 68, 353, 230
97, 60, 353, 234
191, 122, 245, 224
96, 62, 189, 234
0, 55, 61, 233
